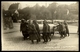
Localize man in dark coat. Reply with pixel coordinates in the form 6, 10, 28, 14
52, 27, 55, 36
33, 20, 41, 42
28, 20, 39, 44
57, 22, 66, 39
43, 20, 49, 43
20, 19, 29, 40
61, 22, 67, 38
47, 24, 51, 41
64, 21, 69, 36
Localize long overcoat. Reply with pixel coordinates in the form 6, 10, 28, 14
64, 22, 69, 34
42, 21, 49, 40
28, 23, 39, 40
20, 20, 29, 37
33, 21, 41, 39
57, 23, 66, 35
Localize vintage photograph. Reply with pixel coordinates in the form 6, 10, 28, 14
1, 1, 79, 51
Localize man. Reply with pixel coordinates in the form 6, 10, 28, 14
64, 21, 69, 36
28, 20, 39, 44
47, 23, 51, 41
20, 19, 29, 40
52, 27, 55, 36
57, 22, 66, 39
61, 22, 67, 38
43, 19, 49, 43
33, 20, 41, 43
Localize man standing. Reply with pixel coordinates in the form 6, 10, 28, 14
33, 20, 41, 43
28, 20, 39, 44
20, 19, 29, 40
43, 19, 49, 43
47, 24, 51, 41
64, 20, 69, 36
57, 22, 66, 39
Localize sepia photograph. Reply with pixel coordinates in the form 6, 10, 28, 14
1, 1, 79, 51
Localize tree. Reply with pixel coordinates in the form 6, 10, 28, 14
69, 2, 78, 15
48, 2, 57, 19
55, 4, 69, 20
8, 3, 20, 22
18, 7, 32, 20
33, 3, 41, 20
8, 3, 19, 10
3, 9, 14, 29
66, 2, 79, 20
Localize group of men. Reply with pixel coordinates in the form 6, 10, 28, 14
56, 21, 69, 39
20, 19, 69, 44
20, 19, 41, 44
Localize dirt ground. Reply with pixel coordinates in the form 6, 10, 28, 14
1, 23, 79, 51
